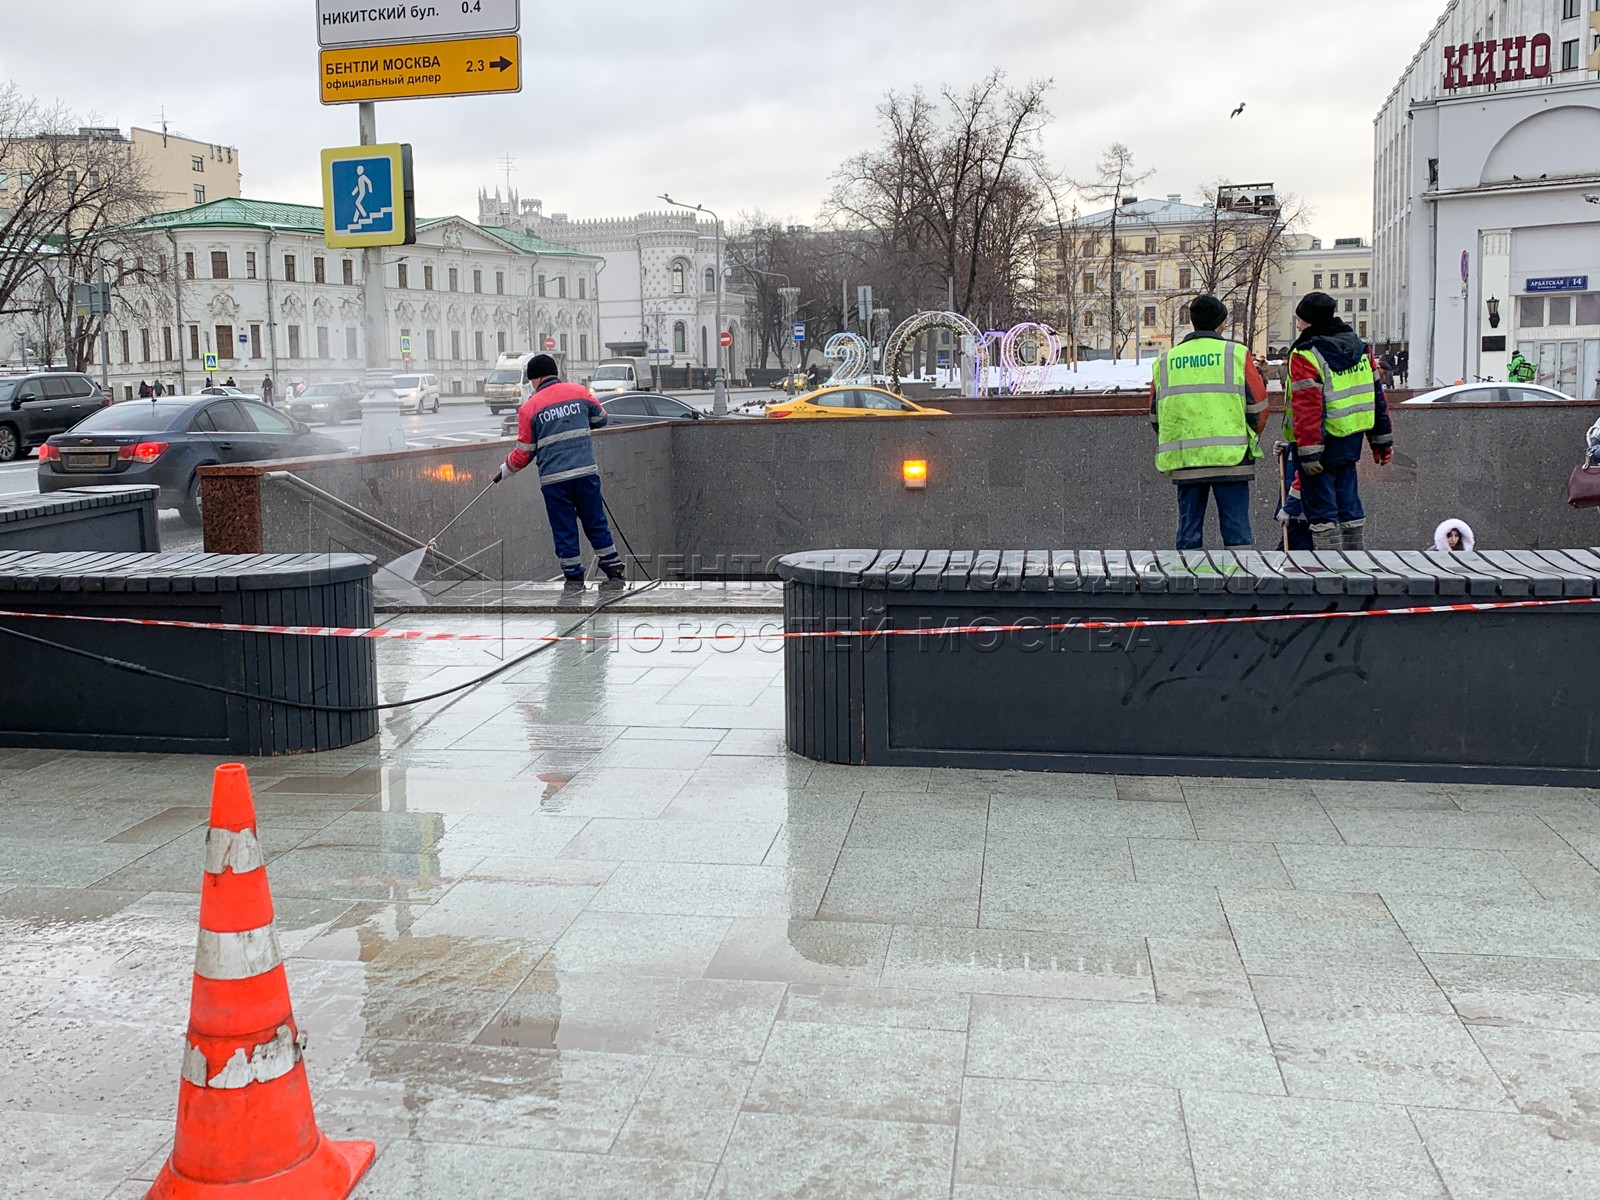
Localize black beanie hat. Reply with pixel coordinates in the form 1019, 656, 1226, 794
1189, 294, 1227, 331
1295, 291, 1338, 328
526, 353, 559, 381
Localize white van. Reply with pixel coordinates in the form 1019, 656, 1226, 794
392, 373, 440, 414
588, 357, 654, 396
485, 353, 532, 414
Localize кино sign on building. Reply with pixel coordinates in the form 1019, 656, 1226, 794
1442, 33, 1553, 90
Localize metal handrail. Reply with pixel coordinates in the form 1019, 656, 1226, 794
264, 471, 494, 582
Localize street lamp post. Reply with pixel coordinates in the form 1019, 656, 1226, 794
660, 193, 726, 415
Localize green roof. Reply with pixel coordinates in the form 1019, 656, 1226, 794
133, 200, 600, 261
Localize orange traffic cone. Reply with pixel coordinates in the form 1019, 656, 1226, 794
147, 764, 374, 1199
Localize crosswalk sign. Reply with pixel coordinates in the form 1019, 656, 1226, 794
204, 353, 218, 372
320, 143, 416, 249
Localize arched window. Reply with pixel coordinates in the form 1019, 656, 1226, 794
672, 321, 686, 354
670, 261, 686, 295
704, 267, 715, 293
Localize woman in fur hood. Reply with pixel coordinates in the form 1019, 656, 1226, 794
1432, 519, 1474, 552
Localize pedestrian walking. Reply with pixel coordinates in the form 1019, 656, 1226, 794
137, 380, 151, 399
261, 375, 275, 407
152, 380, 165, 397
1149, 295, 1269, 550
1284, 291, 1394, 550
224, 376, 237, 389
495, 353, 627, 591
1431, 519, 1475, 552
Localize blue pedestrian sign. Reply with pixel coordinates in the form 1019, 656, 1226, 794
320, 143, 415, 249
792, 322, 805, 343
204, 353, 218, 372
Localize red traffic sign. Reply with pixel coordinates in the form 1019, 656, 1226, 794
718, 331, 733, 348
543, 337, 556, 351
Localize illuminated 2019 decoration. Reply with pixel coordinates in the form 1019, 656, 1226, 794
884, 311, 983, 392
822, 332, 869, 386
999, 323, 1062, 395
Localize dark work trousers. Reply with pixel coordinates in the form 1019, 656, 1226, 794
1298, 463, 1365, 529
542, 475, 621, 579
1175, 481, 1253, 550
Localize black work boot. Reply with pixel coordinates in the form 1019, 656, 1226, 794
560, 573, 587, 596
598, 560, 626, 591
1339, 522, 1366, 550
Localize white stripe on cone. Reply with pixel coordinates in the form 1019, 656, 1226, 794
203, 826, 264, 875
195, 925, 283, 981
180, 1024, 303, 1089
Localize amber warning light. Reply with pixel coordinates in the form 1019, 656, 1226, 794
902, 459, 928, 490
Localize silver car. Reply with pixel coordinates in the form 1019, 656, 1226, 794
1401, 382, 1578, 405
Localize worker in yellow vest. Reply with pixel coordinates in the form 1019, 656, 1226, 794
1284, 292, 1394, 550
1149, 295, 1269, 549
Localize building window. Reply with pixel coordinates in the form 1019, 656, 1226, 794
1549, 296, 1572, 325
671, 261, 686, 295
342, 258, 354, 285
557, 276, 567, 298
119, 330, 130, 363
1577, 294, 1600, 325
245, 251, 257, 280
497, 331, 507, 354
345, 327, 358, 359
423, 264, 434, 290
1358, 271, 1369, 288
537, 274, 546, 297
309, 256, 323, 284
450, 330, 461, 359
1562, 0, 1579, 17
1358, 321, 1368, 338
211, 324, 232, 359
1143, 237, 1156, 253
1313, 273, 1322, 289
184, 252, 195, 279
672, 320, 686, 353
495, 271, 505, 295
1344, 299, 1354, 313
474, 330, 484, 361
250, 324, 262, 358
1329, 275, 1339, 290
191, 156, 204, 172
397, 263, 408, 288
1143, 270, 1156, 291
1179, 304, 1191, 325
579, 333, 588, 360
1178, 267, 1192, 289
704, 267, 716, 293
1082, 271, 1095, 293
559, 333, 569, 354
140, 329, 151, 362
1142, 305, 1156, 327
1083, 313, 1094, 330
426, 329, 437, 359
210, 251, 228, 279
1561, 38, 1581, 69
193, 186, 205, 205
472, 269, 482, 293
1345, 272, 1354, 288
578, 276, 586, 299
1178, 236, 1193, 253
188, 325, 200, 360
1358, 298, 1368, 312
1520, 296, 1544, 327
163, 327, 174, 360
283, 254, 296, 282
448, 267, 458, 291
287, 326, 301, 358
313, 326, 328, 358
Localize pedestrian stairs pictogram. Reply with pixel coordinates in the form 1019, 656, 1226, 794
344, 205, 394, 233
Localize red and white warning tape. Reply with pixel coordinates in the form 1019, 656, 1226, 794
0, 597, 1596, 645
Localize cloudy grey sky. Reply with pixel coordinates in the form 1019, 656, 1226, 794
3, 0, 1445, 239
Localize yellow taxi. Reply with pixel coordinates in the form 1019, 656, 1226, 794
765, 385, 949, 419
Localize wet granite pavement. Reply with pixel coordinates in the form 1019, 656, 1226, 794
3, 612, 1600, 1198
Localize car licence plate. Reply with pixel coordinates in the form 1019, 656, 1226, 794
63, 453, 113, 470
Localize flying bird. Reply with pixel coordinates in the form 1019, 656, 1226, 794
1230, 102, 1246, 119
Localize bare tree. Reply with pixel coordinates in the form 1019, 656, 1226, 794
825, 71, 1059, 323
0, 85, 158, 368
1068, 144, 1154, 363
1176, 183, 1309, 351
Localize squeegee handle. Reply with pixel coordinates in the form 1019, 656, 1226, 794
427, 480, 498, 548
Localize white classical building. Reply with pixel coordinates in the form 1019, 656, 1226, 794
93, 196, 600, 400
478, 190, 752, 381
1374, 0, 1600, 393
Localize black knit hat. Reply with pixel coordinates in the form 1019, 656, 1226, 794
526, 353, 559, 381
1189, 294, 1227, 331
1295, 291, 1338, 329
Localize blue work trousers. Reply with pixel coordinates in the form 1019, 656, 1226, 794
542, 475, 619, 578
1176, 481, 1253, 550
1297, 463, 1365, 528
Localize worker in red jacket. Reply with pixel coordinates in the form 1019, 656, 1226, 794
495, 354, 626, 590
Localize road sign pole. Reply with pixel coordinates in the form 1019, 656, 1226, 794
97, 261, 111, 392
357, 101, 404, 455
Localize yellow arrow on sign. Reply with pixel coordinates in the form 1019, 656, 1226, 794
319, 34, 521, 105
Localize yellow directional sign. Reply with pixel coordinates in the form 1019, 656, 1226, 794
320, 34, 521, 105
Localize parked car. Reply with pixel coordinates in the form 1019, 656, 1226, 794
393, 373, 441, 414
287, 380, 366, 424
37, 396, 343, 525
498, 391, 706, 437
1401, 382, 1579, 405
199, 385, 260, 400
588, 357, 654, 396
765, 386, 949, 419
0, 371, 110, 461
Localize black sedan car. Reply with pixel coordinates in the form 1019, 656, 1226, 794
38, 395, 344, 525
498, 391, 706, 436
